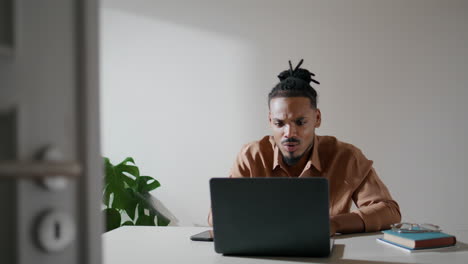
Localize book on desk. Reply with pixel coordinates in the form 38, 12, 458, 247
377, 229, 457, 253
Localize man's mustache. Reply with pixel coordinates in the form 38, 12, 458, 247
281, 138, 300, 144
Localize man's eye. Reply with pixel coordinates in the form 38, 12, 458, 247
296, 121, 306, 126
274, 122, 283, 127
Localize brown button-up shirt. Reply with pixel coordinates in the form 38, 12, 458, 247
229, 135, 401, 232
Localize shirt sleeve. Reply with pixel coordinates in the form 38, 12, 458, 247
229, 144, 253, 178
351, 157, 402, 232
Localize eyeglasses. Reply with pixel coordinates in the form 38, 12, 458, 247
390, 222, 442, 233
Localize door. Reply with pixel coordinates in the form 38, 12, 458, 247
0, 1, 101, 264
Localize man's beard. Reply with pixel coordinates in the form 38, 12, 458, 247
282, 143, 313, 166
283, 154, 303, 166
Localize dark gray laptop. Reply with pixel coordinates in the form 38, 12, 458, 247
210, 177, 333, 257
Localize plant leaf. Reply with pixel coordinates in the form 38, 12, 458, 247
137, 176, 160, 193
135, 214, 156, 226
156, 215, 170, 226
104, 158, 124, 208
122, 221, 134, 226
103, 208, 121, 232
122, 188, 138, 221
104, 158, 121, 185
111, 186, 135, 211
137, 203, 145, 216
116, 164, 140, 177
118, 157, 136, 166
121, 173, 137, 190
102, 156, 170, 230
104, 158, 125, 202
133, 192, 170, 226
115, 164, 140, 190
102, 184, 111, 207
104, 157, 137, 210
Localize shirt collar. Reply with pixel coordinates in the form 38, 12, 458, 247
272, 135, 322, 172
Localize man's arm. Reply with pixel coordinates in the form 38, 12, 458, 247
330, 212, 364, 235
330, 168, 401, 235
347, 166, 401, 233
208, 209, 213, 226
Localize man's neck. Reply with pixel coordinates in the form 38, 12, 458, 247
283, 146, 313, 177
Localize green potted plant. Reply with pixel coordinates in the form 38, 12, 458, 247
102, 157, 170, 232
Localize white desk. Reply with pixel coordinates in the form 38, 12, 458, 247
103, 226, 468, 264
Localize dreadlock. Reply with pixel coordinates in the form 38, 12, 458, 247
268, 59, 320, 109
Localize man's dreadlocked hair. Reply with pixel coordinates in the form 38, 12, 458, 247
268, 59, 320, 109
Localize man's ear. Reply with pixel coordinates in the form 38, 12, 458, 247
268, 112, 272, 123
315, 109, 322, 128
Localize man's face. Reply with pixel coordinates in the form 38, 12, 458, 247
269, 97, 321, 166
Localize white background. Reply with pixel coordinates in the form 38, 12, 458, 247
100, 0, 468, 228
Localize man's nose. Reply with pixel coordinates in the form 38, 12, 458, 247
284, 124, 297, 138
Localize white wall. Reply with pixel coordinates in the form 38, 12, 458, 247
100, 0, 468, 228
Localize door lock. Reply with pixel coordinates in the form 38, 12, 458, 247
35, 210, 76, 253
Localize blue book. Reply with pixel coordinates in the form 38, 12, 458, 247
377, 238, 457, 253
382, 230, 456, 249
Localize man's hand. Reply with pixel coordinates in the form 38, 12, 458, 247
208, 209, 213, 227
330, 213, 365, 235
330, 219, 338, 236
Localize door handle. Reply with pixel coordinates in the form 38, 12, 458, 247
0, 161, 82, 179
